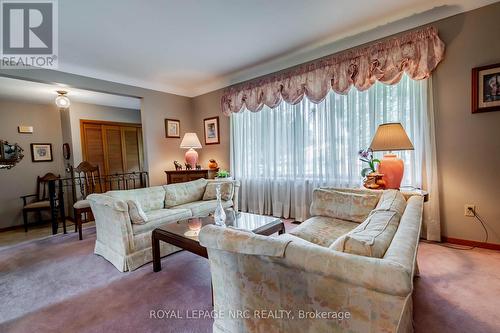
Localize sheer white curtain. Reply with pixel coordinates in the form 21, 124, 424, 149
231, 75, 440, 239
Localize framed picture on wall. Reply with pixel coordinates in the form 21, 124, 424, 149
203, 116, 220, 145
30, 143, 53, 162
165, 119, 180, 138
472, 63, 500, 113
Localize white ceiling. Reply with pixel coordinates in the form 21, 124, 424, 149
56, 0, 498, 97
0, 76, 141, 109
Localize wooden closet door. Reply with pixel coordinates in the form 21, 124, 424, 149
102, 125, 125, 174
81, 123, 105, 175
121, 127, 143, 172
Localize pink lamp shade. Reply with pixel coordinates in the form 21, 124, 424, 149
180, 133, 202, 166
369, 123, 414, 189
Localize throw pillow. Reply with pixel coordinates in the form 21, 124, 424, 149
203, 182, 234, 201
309, 189, 380, 223
127, 200, 148, 224
330, 210, 401, 258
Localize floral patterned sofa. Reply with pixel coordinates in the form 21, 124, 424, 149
88, 178, 239, 272
199, 188, 423, 333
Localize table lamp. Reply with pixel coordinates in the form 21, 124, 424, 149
180, 133, 202, 166
369, 123, 414, 189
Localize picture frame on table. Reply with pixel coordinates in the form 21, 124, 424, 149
472, 63, 500, 113
165, 119, 180, 138
203, 116, 220, 145
30, 143, 53, 162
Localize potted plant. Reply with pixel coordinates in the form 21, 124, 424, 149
215, 169, 230, 179
358, 148, 385, 189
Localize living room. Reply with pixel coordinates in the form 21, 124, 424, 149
1, 1, 499, 332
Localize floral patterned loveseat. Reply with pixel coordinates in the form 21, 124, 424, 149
199, 188, 423, 333
88, 178, 239, 272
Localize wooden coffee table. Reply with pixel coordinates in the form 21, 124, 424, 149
152, 210, 285, 272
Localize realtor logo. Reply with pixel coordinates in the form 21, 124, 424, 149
1, 0, 58, 68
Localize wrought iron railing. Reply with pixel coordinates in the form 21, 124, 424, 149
47, 171, 149, 235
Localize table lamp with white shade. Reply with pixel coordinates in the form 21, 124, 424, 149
180, 133, 202, 166
369, 123, 414, 189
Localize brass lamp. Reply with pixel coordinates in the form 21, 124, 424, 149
369, 123, 414, 189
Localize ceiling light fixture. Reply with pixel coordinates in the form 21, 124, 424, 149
55, 90, 71, 108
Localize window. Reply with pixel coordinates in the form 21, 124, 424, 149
230, 75, 427, 219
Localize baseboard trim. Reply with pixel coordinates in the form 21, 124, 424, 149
442, 237, 500, 251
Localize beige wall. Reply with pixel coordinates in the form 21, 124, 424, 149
189, 3, 500, 244
431, 4, 500, 244
192, 90, 230, 170
0, 99, 65, 229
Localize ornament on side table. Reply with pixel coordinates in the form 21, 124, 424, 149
173, 160, 183, 170
359, 148, 385, 190
185, 163, 192, 170
208, 159, 218, 170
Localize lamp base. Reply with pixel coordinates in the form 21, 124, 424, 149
185, 148, 198, 166
378, 153, 404, 189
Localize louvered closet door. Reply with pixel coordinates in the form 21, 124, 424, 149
81, 123, 105, 175
121, 127, 143, 172
102, 125, 125, 174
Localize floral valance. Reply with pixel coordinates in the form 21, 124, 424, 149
221, 26, 445, 115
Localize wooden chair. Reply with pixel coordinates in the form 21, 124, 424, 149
73, 161, 102, 240
21, 173, 61, 232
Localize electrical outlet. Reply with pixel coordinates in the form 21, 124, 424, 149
464, 204, 476, 217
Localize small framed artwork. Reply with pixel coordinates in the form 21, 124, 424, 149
18, 125, 33, 134
204, 116, 220, 145
30, 143, 53, 162
165, 119, 180, 138
472, 63, 500, 113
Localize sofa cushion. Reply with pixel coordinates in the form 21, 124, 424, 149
203, 182, 234, 201
174, 200, 233, 217
131, 208, 192, 235
310, 189, 380, 223
374, 189, 407, 216
106, 186, 165, 212
289, 216, 359, 247
127, 200, 148, 224
163, 179, 208, 208
330, 210, 401, 258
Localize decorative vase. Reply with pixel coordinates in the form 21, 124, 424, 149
363, 172, 386, 189
214, 183, 226, 226
378, 153, 404, 189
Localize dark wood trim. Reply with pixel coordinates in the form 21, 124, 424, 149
165, 118, 181, 138
203, 116, 220, 145
30, 143, 53, 162
471, 63, 500, 114
442, 236, 500, 251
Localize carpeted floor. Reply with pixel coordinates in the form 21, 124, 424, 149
1, 224, 499, 333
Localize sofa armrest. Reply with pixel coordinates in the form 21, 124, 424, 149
87, 194, 135, 254
200, 224, 291, 257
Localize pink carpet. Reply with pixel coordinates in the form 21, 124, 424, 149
1, 223, 499, 332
